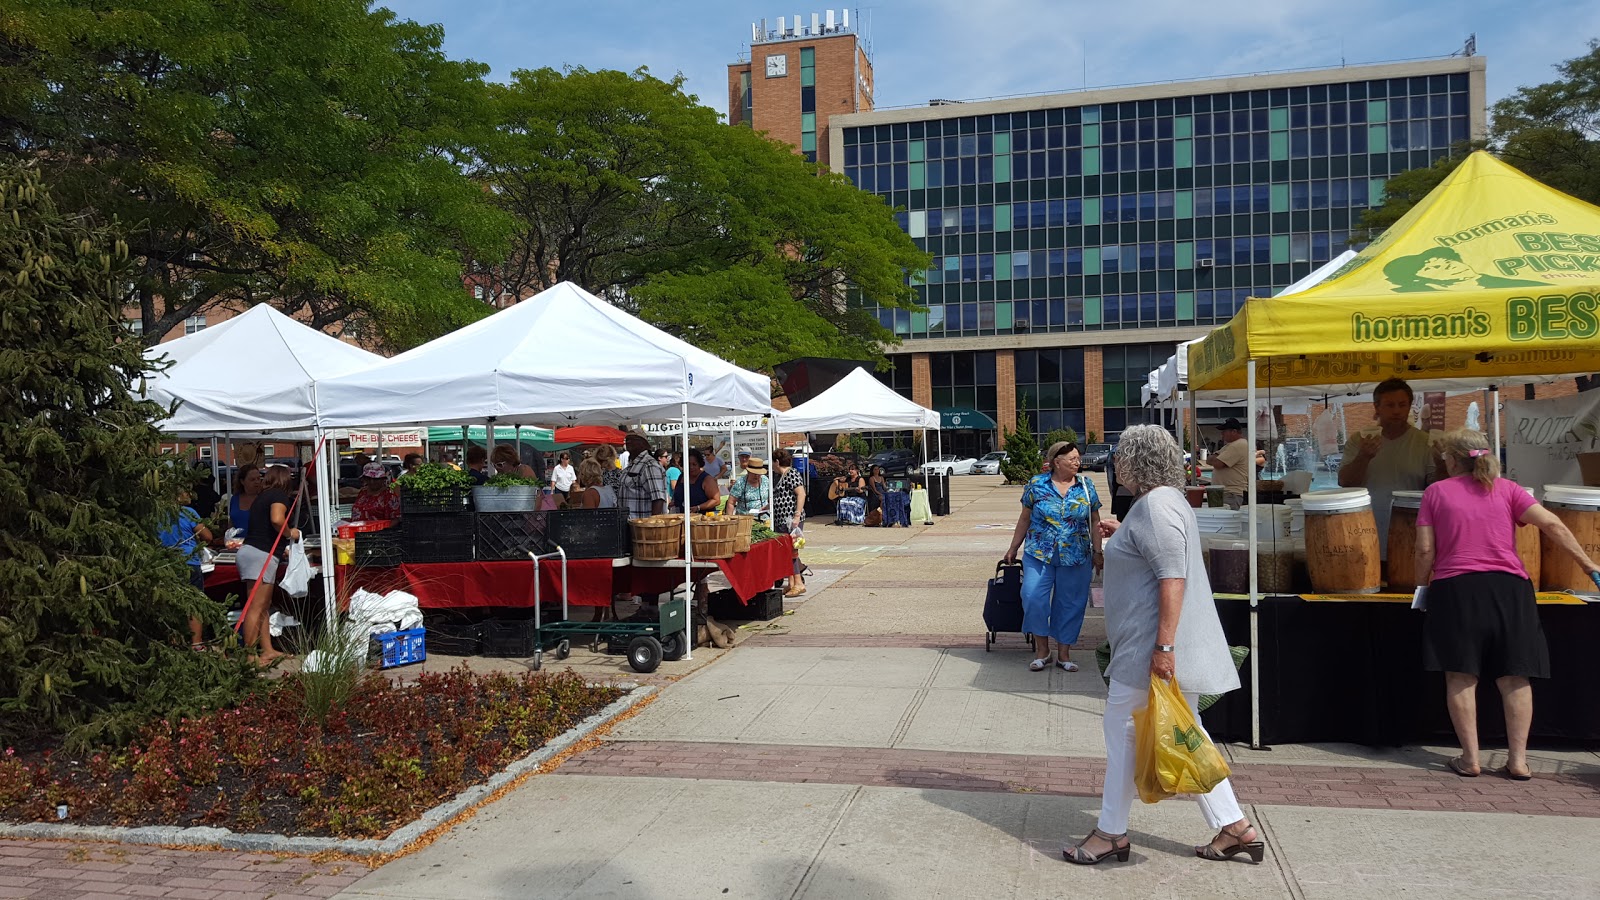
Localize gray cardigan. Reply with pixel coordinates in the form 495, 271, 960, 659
1102, 486, 1240, 695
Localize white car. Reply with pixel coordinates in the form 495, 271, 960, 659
971, 451, 1007, 475
922, 455, 977, 475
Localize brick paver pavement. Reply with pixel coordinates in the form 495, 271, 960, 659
0, 841, 364, 900
563, 739, 1600, 819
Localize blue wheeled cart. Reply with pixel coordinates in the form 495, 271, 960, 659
526, 548, 690, 674
983, 558, 1031, 652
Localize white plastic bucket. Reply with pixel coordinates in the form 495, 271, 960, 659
1301, 487, 1371, 513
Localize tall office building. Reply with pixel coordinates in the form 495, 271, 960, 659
829, 58, 1487, 454
728, 10, 874, 164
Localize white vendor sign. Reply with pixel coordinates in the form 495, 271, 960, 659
1505, 391, 1600, 498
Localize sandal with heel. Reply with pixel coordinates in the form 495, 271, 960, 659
1063, 828, 1130, 865
1196, 823, 1265, 863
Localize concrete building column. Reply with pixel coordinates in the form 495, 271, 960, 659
1084, 346, 1105, 442
997, 350, 1016, 433
911, 352, 932, 410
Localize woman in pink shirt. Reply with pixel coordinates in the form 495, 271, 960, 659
1416, 430, 1599, 781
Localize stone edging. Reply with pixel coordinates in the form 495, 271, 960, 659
0, 683, 656, 858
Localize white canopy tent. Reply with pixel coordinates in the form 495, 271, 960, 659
315, 282, 774, 659
772, 367, 942, 464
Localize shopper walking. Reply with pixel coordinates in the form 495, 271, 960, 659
1004, 440, 1101, 672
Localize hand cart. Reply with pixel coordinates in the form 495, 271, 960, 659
527, 548, 691, 673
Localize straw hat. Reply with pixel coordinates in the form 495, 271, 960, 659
744, 457, 769, 474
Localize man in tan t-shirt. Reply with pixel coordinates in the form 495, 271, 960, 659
1210, 417, 1266, 509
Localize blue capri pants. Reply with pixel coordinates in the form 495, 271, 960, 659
1020, 554, 1092, 647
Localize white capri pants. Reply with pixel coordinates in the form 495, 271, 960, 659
1098, 678, 1244, 836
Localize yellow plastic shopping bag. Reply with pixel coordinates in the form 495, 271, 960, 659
1134, 676, 1232, 802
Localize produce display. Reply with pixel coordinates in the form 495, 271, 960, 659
750, 522, 780, 544
486, 471, 542, 488
395, 462, 474, 491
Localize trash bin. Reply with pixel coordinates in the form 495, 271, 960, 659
928, 471, 950, 516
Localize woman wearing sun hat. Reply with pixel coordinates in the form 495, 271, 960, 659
1004, 440, 1101, 673
729, 457, 772, 524
351, 461, 400, 522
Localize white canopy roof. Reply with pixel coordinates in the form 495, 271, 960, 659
315, 282, 771, 428
772, 367, 940, 432
145, 305, 383, 436
1274, 249, 1358, 299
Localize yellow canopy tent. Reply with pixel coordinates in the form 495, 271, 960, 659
1189, 151, 1600, 395
1184, 151, 1600, 749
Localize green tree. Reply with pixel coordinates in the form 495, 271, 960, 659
1357, 41, 1600, 239
1043, 427, 1080, 451
0, 164, 255, 749
476, 67, 930, 370
0, 0, 511, 350
999, 398, 1043, 484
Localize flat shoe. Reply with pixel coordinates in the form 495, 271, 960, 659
1492, 765, 1533, 781
1029, 658, 1050, 672
1056, 660, 1079, 672
1447, 756, 1480, 778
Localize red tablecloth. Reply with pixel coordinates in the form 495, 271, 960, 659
340, 537, 793, 610
205, 565, 241, 589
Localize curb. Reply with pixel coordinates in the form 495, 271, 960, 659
0, 683, 657, 858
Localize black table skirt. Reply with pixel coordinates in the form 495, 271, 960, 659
1201, 596, 1600, 746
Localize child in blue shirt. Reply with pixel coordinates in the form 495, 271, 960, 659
159, 491, 214, 649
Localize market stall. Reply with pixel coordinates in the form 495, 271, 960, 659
1185, 152, 1600, 748
314, 281, 774, 661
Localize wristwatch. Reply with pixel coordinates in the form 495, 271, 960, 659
1155, 643, 1175, 653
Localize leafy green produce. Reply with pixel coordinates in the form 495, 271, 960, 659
750, 522, 780, 544
485, 472, 542, 488
395, 463, 473, 492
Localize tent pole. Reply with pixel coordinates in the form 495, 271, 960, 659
1491, 385, 1501, 457
1189, 388, 1198, 478
1247, 359, 1263, 751
681, 403, 693, 661
210, 438, 221, 497
485, 417, 495, 468
312, 427, 338, 628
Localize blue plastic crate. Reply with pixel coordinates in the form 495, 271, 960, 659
373, 627, 426, 668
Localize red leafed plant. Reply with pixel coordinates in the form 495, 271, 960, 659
0, 668, 622, 838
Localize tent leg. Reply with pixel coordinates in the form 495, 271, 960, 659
313, 429, 338, 629
682, 403, 693, 662
209, 438, 221, 497
1491, 385, 1501, 456
1246, 359, 1266, 751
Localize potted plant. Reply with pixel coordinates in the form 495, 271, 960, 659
473, 471, 543, 513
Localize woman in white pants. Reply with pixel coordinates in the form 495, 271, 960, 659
1064, 425, 1263, 866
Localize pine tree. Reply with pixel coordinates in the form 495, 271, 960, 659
0, 163, 254, 749
1000, 398, 1044, 484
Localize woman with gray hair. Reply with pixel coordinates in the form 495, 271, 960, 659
1064, 425, 1260, 866
1416, 429, 1599, 780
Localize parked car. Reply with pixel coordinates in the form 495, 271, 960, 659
1322, 452, 1344, 471
922, 455, 977, 476
1080, 443, 1112, 471
972, 451, 1007, 475
865, 448, 917, 477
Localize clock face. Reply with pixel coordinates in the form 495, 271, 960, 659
765, 54, 787, 77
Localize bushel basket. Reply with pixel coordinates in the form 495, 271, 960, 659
689, 514, 738, 560
731, 515, 754, 554
630, 515, 683, 561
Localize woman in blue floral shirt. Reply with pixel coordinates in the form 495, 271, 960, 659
1005, 441, 1103, 672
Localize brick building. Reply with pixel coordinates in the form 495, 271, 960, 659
727, 10, 873, 165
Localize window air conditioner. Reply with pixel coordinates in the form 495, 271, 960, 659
1197, 258, 1214, 268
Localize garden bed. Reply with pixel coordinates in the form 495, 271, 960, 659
0, 668, 624, 839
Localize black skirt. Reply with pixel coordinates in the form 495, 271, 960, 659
1422, 571, 1549, 679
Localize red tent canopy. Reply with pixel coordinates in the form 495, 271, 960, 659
553, 426, 628, 446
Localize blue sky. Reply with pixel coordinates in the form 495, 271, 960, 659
380, 1, 1598, 115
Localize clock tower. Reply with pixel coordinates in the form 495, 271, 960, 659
727, 10, 874, 166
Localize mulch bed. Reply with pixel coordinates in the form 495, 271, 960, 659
0, 668, 623, 838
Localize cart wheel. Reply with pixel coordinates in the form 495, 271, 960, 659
555, 639, 571, 661
661, 631, 686, 662
627, 636, 663, 673
985, 632, 994, 652
531, 649, 543, 671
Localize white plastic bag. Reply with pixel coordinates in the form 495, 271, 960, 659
281, 539, 312, 598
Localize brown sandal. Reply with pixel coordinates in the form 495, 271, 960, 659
1196, 822, 1264, 863
1063, 828, 1130, 865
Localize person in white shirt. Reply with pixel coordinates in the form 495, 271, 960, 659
550, 452, 578, 498
1339, 377, 1441, 556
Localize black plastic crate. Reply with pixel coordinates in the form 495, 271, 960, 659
480, 619, 537, 658
475, 511, 552, 561
547, 507, 629, 559
425, 624, 483, 657
400, 485, 474, 516
354, 529, 402, 567
400, 513, 476, 563
709, 587, 785, 622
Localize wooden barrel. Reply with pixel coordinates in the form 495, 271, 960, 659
1303, 488, 1382, 593
1515, 486, 1541, 586
1540, 485, 1600, 593
1385, 491, 1425, 593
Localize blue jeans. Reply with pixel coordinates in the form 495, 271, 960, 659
1020, 553, 1092, 647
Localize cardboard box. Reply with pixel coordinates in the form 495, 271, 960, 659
1579, 452, 1600, 487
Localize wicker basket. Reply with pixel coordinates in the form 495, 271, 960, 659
630, 515, 684, 561
731, 515, 754, 554
689, 514, 738, 560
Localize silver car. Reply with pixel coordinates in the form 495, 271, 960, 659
971, 451, 1007, 475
